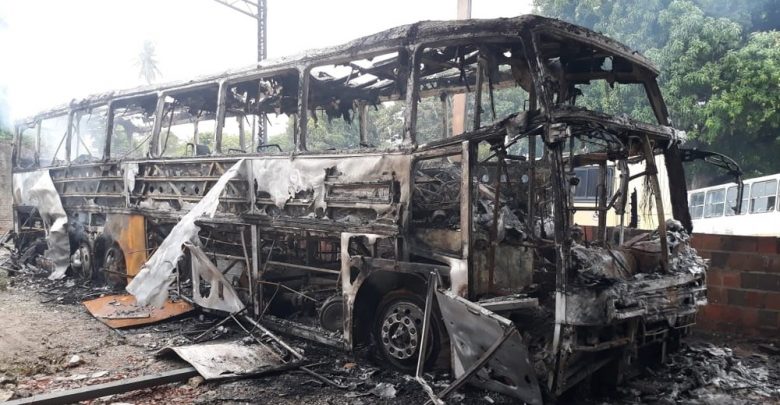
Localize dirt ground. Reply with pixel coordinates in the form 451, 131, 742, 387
1, 268, 779, 404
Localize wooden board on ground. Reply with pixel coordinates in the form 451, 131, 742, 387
83, 294, 193, 329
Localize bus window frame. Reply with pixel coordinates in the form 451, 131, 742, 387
749, 179, 777, 214
70, 105, 109, 163
408, 35, 532, 145
218, 67, 302, 154
153, 83, 220, 158
301, 49, 409, 152
689, 191, 705, 219
725, 184, 749, 216
703, 187, 726, 218
107, 93, 160, 160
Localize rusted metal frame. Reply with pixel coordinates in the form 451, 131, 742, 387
3, 367, 199, 405
527, 133, 537, 233
487, 149, 505, 292
596, 160, 608, 242
405, 45, 423, 145
462, 141, 476, 298
64, 110, 75, 164
253, 314, 347, 349
472, 60, 484, 131
641, 135, 668, 271
415, 272, 444, 405
525, 29, 555, 119
239, 314, 305, 360
149, 93, 166, 158
643, 79, 670, 126
215, 80, 228, 154
357, 101, 369, 146
237, 114, 246, 151
239, 226, 255, 317
296, 67, 309, 152
664, 144, 693, 233
547, 140, 573, 393
34, 121, 42, 167
266, 260, 340, 275
350, 256, 451, 277
439, 93, 449, 139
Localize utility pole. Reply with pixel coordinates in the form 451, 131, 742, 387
451, 0, 471, 136
211, 0, 268, 144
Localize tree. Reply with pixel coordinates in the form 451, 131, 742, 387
534, 0, 780, 177
136, 40, 162, 85
698, 31, 780, 175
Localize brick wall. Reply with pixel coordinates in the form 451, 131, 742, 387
692, 233, 780, 336
0, 140, 12, 233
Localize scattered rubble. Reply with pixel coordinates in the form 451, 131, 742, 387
2, 265, 779, 404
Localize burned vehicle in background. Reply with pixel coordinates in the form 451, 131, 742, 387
11, 15, 710, 403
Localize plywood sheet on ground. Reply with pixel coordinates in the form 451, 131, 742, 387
83, 294, 193, 329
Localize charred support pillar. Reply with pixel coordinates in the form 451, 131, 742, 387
597, 160, 608, 242
547, 134, 572, 393
296, 69, 310, 152
358, 101, 368, 146
404, 46, 422, 145
65, 110, 74, 163
215, 81, 228, 154
664, 144, 693, 233
642, 135, 668, 270
150, 93, 166, 157
461, 141, 475, 299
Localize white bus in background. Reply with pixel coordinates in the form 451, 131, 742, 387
689, 173, 779, 236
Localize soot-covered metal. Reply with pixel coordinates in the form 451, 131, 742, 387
10, 15, 724, 403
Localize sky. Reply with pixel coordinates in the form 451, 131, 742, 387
0, 0, 533, 126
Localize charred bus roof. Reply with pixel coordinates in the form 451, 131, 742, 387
18, 15, 662, 126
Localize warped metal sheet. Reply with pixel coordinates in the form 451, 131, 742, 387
12, 170, 70, 279
159, 341, 284, 380
436, 289, 542, 405
83, 294, 193, 329
127, 159, 245, 307
188, 243, 245, 313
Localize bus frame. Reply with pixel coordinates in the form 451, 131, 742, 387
11, 15, 711, 403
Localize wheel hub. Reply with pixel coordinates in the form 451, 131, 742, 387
71, 243, 92, 279
380, 302, 424, 360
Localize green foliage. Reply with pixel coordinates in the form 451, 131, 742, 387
534, 0, 780, 177
0, 127, 11, 141
699, 31, 780, 174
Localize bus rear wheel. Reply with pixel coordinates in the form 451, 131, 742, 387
373, 289, 445, 372
103, 245, 127, 288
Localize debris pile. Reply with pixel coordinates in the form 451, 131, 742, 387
615, 341, 779, 404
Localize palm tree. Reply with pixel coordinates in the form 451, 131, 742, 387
136, 40, 162, 85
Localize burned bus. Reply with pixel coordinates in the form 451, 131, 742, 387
11, 15, 713, 403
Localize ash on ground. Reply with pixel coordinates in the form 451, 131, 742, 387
1, 257, 778, 404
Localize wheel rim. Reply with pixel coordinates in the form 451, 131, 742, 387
73, 242, 92, 280
380, 301, 425, 361
104, 247, 126, 286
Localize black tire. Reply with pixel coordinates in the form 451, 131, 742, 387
70, 239, 95, 281
103, 245, 127, 289
372, 289, 446, 372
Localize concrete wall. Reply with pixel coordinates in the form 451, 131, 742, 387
691, 233, 780, 336
0, 140, 12, 233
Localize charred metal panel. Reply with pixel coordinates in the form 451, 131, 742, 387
188, 243, 246, 314
12, 169, 70, 279
127, 160, 245, 307
436, 289, 542, 405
